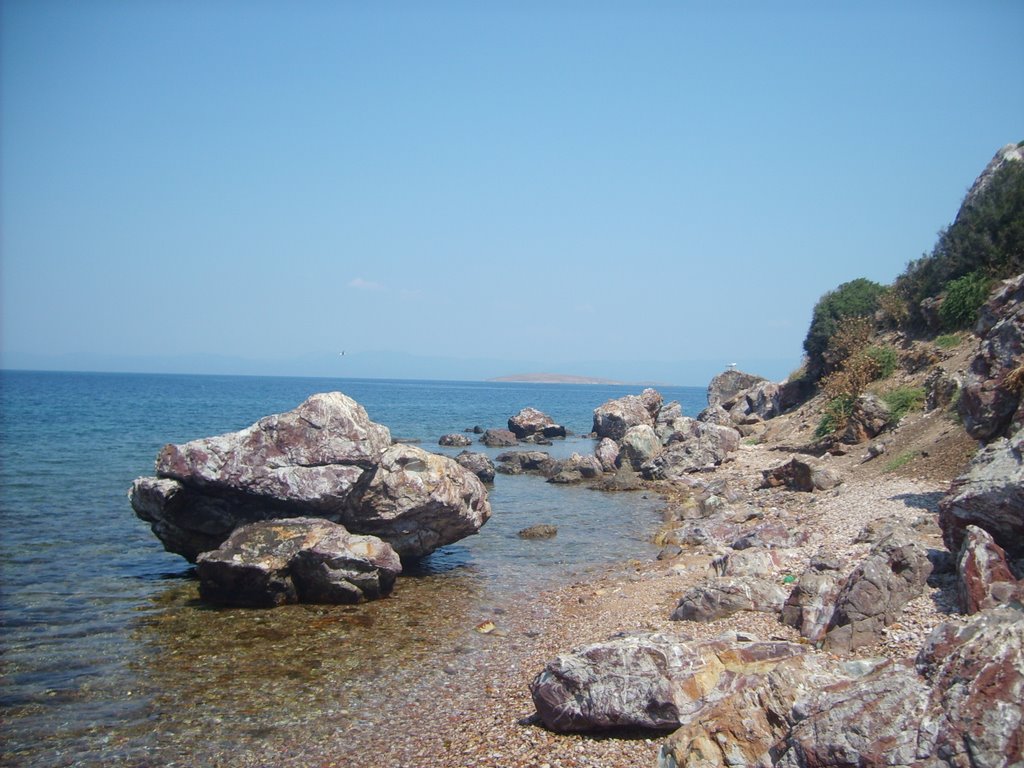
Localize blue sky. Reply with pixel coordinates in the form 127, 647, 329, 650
2, 1, 1022, 385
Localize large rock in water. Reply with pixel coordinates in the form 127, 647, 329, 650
343, 444, 491, 558
939, 425, 1024, 559
130, 392, 491, 562
507, 407, 565, 439
196, 518, 401, 607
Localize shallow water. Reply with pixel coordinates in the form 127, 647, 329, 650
0, 371, 706, 766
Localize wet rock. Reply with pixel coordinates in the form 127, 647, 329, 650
530, 632, 804, 733
480, 428, 518, 447
518, 524, 557, 539
592, 389, 661, 441
670, 577, 789, 622
453, 450, 495, 483
939, 426, 1024, 558
960, 272, 1024, 441
508, 407, 565, 440
196, 517, 401, 607
823, 529, 933, 652
761, 457, 842, 492
957, 525, 1022, 614
131, 392, 490, 563
438, 433, 472, 447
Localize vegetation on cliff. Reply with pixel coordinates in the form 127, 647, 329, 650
802, 143, 1024, 392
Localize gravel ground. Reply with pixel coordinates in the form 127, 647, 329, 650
190, 442, 965, 768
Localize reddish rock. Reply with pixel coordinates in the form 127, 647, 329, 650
957, 525, 1022, 614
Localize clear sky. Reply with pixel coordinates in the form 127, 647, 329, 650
2, 1, 1022, 385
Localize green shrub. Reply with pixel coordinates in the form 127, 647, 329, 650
815, 395, 855, 438
881, 386, 925, 423
939, 271, 992, 329
865, 345, 899, 379
935, 333, 962, 349
803, 278, 886, 379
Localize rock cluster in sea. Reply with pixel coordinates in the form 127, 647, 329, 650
130, 392, 491, 605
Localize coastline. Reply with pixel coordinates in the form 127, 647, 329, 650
189, 440, 962, 768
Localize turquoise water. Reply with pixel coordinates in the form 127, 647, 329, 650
0, 370, 706, 766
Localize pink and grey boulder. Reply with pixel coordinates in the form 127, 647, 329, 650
130, 392, 491, 563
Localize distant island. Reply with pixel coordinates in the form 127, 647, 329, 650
487, 373, 624, 385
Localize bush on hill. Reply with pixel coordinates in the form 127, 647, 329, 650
803, 279, 886, 380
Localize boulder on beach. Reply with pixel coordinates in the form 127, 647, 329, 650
196, 517, 401, 607
530, 632, 809, 733
130, 392, 491, 563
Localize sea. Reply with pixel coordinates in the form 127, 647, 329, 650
0, 370, 707, 767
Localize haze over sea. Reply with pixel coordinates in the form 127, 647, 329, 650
0, 369, 705, 767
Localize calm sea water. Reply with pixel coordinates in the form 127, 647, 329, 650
0, 371, 706, 766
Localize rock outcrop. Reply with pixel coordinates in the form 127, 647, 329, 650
959, 272, 1024, 441
438, 433, 472, 447
130, 393, 491, 563
196, 517, 401, 607
939, 425, 1024, 558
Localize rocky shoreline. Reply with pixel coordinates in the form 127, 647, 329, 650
125, 273, 1023, 767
